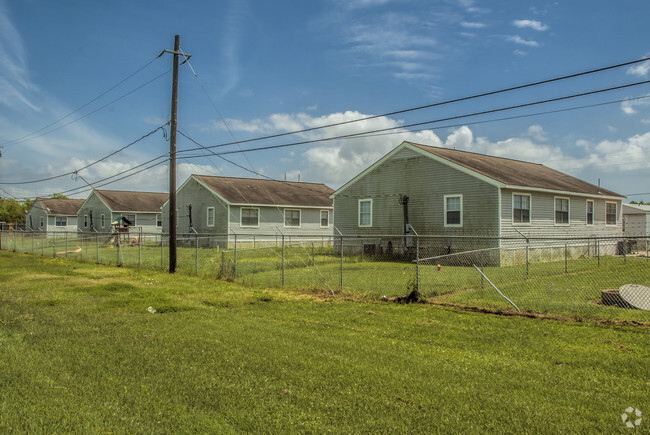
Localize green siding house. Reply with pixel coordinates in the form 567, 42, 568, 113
77, 190, 168, 234
331, 141, 625, 264
25, 198, 85, 233
162, 175, 334, 247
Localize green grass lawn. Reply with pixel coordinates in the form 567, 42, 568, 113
1, 251, 648, 433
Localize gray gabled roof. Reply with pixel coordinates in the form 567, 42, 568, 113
36, 198, 85, 215
193, 175, 334, 207
94, 190, 168, 212
622, 203, 650, 214
409, 142, 624, 198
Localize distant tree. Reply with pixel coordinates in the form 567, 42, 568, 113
0, 198, 26, 223
22, 198, 35, 215
50, 193, 69, 199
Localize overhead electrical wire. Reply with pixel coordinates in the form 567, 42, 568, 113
1, 56, 166, 147
173, 56, 650, 154
0, 125, 169, 185
176, 79, 650, 159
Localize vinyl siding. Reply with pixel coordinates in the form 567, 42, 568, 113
77, 193, 112, 233
162, 177, 229, 234
229, 206, 332, 239
333, 147, 500, 235
500, 189, 623, 238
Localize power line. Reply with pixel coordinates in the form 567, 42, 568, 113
0, 125, 168, 185
174, 56, 650, 154
177, 79, 650, 158
1, 56, 165, 147
1, 69, 171, 148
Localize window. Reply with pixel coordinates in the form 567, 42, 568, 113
126, 214, 136, 226
101, 214, 106, 228
320, 210, 329, 227
444, 195, 462, 227
241, 208, 259, 227
284, 209, 301, 227
358, 199, 372, 227
84, 215, 88, 228
156, 214, 162, 227
207, 207, 215, 227
55, 216, 67, 227
555, 198, 569, 224
586, 200, 594, 226
606, 202, 617, 225
513, 194, 531, 224
40, 216, 44, 228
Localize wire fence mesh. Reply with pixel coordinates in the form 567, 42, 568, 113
2, 230, 648, 324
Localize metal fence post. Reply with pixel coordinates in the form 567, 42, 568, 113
221, 250, 225, 278
340, 235, 344, 290
139, 228, 142, 269
311, 242, 315, 266
623, 238, 627, 264
21, 231, 24, 253
41, 232, 44, 256
416, 235, 420, 292
564, 243, 567, 273
53, 232, 56, 258
281, 234, 285, 287
597, 239, 600, 267
525, 238, 529, 279
31, 231, 34, 254
13, 229, 16, 252
65, 232, 68, 258
234, 233, 238, 279
195, 233, 199, 275
161, 234, 164, 269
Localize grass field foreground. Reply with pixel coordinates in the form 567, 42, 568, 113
0, 251, 648, 433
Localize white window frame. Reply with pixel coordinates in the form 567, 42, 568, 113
284, 209, 301, 228
55, 216, 67, 227
206, 207, 215, 227
605, 202, 617, 226
320, 210, 330, 228
554, 197, 570, 226
358, 199, 373, 227
84, 215, 89, 228
586, 200, 594, 226
240, 207, 260, 228
512, 193, 532, 225
444, 194, 463, 228
156, 214, 162, 227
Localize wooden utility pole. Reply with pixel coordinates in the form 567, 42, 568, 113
160, 35, 190, 273
169, 35, 179, 273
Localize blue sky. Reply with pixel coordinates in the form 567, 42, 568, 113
1, 0, 650, 201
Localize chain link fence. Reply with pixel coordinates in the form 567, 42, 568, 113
2, 230, 648, 323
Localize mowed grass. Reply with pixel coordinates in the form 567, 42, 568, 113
1, 251, 649, 433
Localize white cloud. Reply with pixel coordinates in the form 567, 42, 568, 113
621, 95, 650, 115
627, 56, 650, 77
506, 35, 540, 47
513, 19, 549, 31
526, 125, 547, 142
513, 49, 527, 56
461, 21, 487, 29
445, 126, 473, 149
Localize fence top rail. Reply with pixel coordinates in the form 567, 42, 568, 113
222, 240, 332, 254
